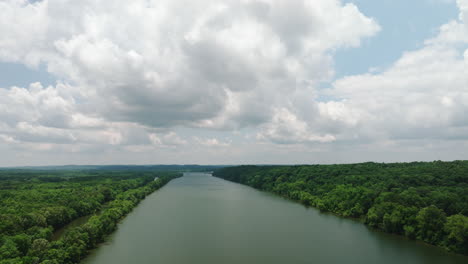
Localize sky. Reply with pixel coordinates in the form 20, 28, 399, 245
0, 0, 467, 166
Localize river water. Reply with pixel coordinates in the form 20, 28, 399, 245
82, 172, 467, 264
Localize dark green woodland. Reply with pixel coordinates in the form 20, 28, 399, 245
214, 161, 468, 255
0, 169, 181, 264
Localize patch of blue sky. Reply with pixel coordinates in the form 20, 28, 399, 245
334, 0, 459, 78
0, 62, 56, 88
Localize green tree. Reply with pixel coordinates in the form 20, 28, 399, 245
11, 234, 31, 255
444, 214, 468, 254
28, 239, 50, 259
416, 205, 446, 244
0, 238, 20, 259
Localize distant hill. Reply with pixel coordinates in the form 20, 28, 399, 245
0, 164, 229, 172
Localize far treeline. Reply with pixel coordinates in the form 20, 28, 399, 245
214, 161, 468, 255
0, 169, 181, 264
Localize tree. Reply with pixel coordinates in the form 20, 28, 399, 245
416, 205, 446, 244
444, 214, 468, 254
28, 239, 50, 259
0, 238, 20, 259
11, 234, 31, 256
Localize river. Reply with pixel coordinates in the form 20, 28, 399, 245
82, 172, 467, 264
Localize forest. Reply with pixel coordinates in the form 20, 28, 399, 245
0, 169, 181, 264
213, 161, 468, 255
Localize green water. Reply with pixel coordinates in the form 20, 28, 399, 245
52, 215, 92, 241
83, 173, 467, 264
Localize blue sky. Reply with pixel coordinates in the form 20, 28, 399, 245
336, 0, 459, 76
0, 62, 55, 87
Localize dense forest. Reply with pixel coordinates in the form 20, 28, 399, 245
0, 169, 181, 264
214, 161, 468, 255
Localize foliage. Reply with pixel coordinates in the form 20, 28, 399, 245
0, 170, 180, 263
213, 161, 468, 255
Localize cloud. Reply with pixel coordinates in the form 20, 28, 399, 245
0, 82, 79, 144
195, 137, 231, 147
0, 82, 189, 149
149, 132, 188, 146
0, 0, 379, 133
3, 0, 467, 164
257, 108, 336, 144
324, 0, 468, 143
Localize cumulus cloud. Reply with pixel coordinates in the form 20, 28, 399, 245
195, 137, 231, 147
149, 132, 188, 146
0, 0, 379, 133
257, 108, 336, 144
3, 0, 468, 164
0, 82, 78, 144
324, 0, 468, 142
0, 82, 188, 150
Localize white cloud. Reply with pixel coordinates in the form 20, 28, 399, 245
257, 108, 336, 144
195, 137, 231, 147
0, 0, 379, 132
149, 132, 188, 146
318, 101, 362, 126
2, 0, 467, 164
0, 82, 189, 150
325, 0, 468, 142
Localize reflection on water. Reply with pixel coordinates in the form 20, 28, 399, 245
83, 173, 468, 264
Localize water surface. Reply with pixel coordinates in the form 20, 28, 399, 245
52, 215, 92, 241
83, 173, 467, 264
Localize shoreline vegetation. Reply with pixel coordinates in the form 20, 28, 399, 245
0, 170, 181, 264
213, 161, 468, 256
